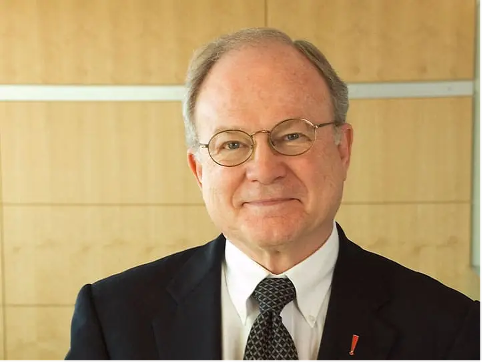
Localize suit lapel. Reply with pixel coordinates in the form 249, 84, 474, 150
318, 224, 397, 359
152, 236, 225, 360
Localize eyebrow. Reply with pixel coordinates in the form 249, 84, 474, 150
211, 126, 244, 134
210, 117, 307, 135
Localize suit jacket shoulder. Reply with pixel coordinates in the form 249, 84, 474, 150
358, 239, 474, 302
66, 236, 226, 359
92, 242, 205, 302
321, 226, 480, 359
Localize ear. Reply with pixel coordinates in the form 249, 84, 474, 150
187, 150, 203, 190
337, 123, 354, 180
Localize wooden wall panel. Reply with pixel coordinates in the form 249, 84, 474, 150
0, 102, 203, 204
337, 203, 479, 299
268, 0, 475, 82
0, 0, 265, 84
5, 306, 72, 359
0, 207, 4, 360
3, 205, 218, 305
0, 215, 3, 306
344, 97, 473, 203
0, 307, 3, 359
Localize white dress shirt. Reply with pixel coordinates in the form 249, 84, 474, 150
221, 222, 340, 360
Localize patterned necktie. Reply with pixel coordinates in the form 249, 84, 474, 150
243, 277, 299, 360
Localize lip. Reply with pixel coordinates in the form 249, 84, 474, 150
243, 198, 296, 206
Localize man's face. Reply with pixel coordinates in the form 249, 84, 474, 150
188, 42, 353, 258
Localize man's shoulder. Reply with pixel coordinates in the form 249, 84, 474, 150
87, 236, 222, 301
353, 241, 477, 312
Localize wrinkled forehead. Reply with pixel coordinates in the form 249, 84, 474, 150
194, 42, 333, 136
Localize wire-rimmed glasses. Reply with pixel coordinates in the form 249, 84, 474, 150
199, 118, 336, 167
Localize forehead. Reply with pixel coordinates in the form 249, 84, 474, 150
194, 42, 333, 134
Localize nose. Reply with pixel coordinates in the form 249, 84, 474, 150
245, 132, 287, 184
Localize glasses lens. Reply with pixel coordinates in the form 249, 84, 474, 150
208, 130, 253, 166
270, 119, 315, 155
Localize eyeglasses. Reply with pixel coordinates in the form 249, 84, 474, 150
199, 118, 336, 167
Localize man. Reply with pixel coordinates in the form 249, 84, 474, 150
66, 28, 480, 359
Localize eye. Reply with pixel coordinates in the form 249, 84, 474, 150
223, 141, 242, 150
285, 133, 301, 141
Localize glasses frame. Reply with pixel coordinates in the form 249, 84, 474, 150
199, 118, 337, 167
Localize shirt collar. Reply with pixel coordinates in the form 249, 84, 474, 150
223, 221, 339, 327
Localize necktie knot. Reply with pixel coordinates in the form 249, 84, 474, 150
253, 277, 296, 315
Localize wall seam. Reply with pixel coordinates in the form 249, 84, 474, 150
264, 0, 268, 27
0, 124, 8, 359
0, 81, 474, 101
0, 201, 472, 207
470, 0, 480, 274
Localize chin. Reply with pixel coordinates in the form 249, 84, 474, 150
239, 221, 302, 248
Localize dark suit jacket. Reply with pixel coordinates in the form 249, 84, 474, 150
65, 224, 480, 359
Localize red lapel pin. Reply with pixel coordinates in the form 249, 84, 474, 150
349, 334, 359, 356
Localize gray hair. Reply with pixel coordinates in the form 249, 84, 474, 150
182, 27, 349, 149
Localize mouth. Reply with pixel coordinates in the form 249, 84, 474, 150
243, 198, 297, 206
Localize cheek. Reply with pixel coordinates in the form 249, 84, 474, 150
200, 166, 220, 199
201, 166, 242, 207
301, 149, 344, 199
318, 143, 345, 175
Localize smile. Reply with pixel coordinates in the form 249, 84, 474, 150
244, 198, 296, 206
